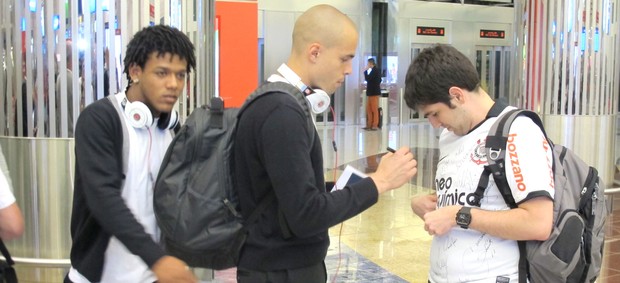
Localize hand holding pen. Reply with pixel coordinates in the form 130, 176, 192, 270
370, 146, 417, 194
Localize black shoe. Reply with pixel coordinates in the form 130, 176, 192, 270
362, 127, 371, 130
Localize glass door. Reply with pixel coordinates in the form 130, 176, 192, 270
475, 46, 512, 102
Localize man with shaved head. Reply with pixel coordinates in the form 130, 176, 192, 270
234, 4, 418, 283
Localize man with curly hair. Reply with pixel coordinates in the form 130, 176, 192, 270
66, 25, 197, 283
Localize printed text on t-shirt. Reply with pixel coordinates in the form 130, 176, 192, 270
507, 133, 526, 191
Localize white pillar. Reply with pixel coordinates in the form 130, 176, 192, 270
513, 0, 619, 184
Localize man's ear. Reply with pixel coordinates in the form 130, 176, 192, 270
308, 43, 321, 63
128, 63, 142, 82
448, 86, 465, 104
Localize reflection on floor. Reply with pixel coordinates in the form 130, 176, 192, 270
213, 123, 619, 283
325, 242, 408, 282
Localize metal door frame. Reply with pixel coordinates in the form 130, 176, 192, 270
475, 45, 511, 102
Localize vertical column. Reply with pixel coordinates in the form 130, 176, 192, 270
196, 0, 216, 109
108, 0, 118, 96
513, 0, 619, 184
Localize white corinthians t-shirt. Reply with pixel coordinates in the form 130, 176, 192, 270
429, 107, 554, 283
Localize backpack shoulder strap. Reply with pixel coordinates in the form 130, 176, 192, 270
239, 81, 315, 145
469, 103, 514, 207
471, 109, 549, 207
0, 239, 14, 266
481, 109, 529, 208
486, 109, 550, 194
487, 109, 548, 150
107, 95, 130, 176
239, 81, 312, 118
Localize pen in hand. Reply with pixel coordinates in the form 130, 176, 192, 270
387, 147, 396, 153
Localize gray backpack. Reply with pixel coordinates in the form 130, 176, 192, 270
152, 82, 313, 269
472, 109, 608, 283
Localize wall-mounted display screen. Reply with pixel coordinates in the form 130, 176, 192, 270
416, 26, 445, 36
480, 29, 505, 39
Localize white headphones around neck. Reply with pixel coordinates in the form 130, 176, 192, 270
277, 64, 331, 114
122, 97, 178, 130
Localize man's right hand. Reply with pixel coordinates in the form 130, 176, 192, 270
152, 256, 198, 283
370, 146, 417, 194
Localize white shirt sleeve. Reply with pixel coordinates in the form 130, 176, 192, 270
504, 116, 555, 203
0, 168, 16, 210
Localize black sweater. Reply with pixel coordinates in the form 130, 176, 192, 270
364, 66, 382, 96
69, 98, 165, 281
234, 92, 379, 271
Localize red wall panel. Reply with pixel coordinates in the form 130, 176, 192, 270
215, 1, 258, 108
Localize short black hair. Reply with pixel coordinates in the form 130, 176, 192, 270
367, 58, 376, 64
123, 25, 196, 83
404, 44, 479, 110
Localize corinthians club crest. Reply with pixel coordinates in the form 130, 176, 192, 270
470, 138, 487, 165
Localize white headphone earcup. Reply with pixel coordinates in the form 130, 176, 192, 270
125, 101, 152, 128
166, 110, 179, 129
305, 90, 331, 114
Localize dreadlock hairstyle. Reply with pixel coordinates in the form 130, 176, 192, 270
123, 25, 196, 88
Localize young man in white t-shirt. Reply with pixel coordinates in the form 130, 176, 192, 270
66, 25, 197, 283
406, 44, 555, 283
0, 149, 24, 241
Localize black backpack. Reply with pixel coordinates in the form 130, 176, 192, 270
0, 239, 17, 283
153, 81, 314, 269
472, 109, 608, 283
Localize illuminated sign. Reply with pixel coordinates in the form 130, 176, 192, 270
480, 29, 505, 39
416, 26, 445, 36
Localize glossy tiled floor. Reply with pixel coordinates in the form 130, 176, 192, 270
214, 122, 620, 283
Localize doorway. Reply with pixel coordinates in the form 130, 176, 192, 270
475, 46, 511, 102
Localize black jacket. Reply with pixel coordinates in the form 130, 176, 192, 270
69, 98, 165, 281
364, 66, 382, 96
234, 92, 379, 271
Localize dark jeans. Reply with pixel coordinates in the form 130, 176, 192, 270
237, 262, 327, 283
